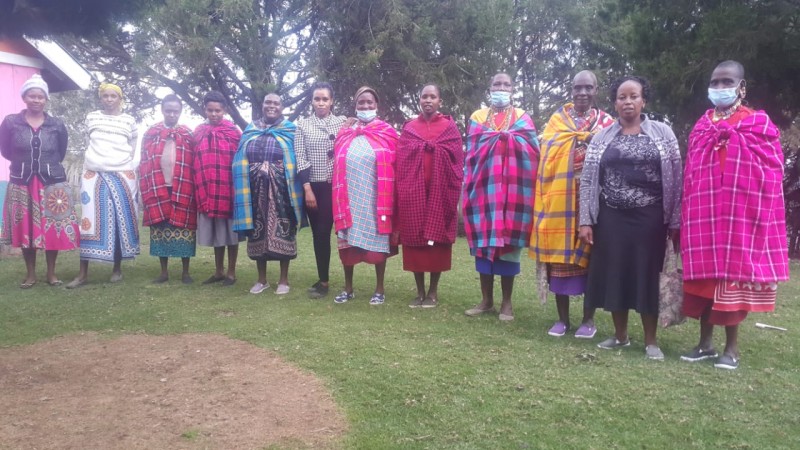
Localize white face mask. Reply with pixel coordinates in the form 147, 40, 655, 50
356, 109, 377, 122
707, 87, 739, 108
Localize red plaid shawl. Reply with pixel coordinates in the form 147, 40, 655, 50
397, 115, 464, 246
332, 119, 398, 234
463, 108, 539, 260
139, 123, 197, 229
682, 109, 789, 283
192, 120, 242, 218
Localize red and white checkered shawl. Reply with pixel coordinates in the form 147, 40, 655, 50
192, 120, 242, 218
139, 123, 197, 229
332, 119, 399, 234
396, 115, 464, 246
682, 109, 789, 282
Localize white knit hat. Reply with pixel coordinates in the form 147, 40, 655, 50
20, 74, 49, 99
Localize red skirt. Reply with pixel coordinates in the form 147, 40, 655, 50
339, 246, 388, 266
402, 244, 452, 272
683, 280, 748, 326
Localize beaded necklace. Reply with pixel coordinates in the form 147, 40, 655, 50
484, 106, 513, 131
568, 106, 590, 121
712, 99, 742, 122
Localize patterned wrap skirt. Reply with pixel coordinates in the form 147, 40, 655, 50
1, 177, 79, 250
150, 222, 196, 258
78, 170, 140, 262
247, 161, 298, 261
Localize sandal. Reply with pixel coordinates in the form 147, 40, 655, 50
420, 296, 438, 308
464, 306, 496, 316
65, 278, 86, 289
202, 274, 226, 285
408, 296, 424, 308
19, 281, 36, 289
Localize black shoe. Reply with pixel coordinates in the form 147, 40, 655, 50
307, 281, 322, 294
680, 347, 719, 362
714, 354, 739, 370
309, 282, 329, 299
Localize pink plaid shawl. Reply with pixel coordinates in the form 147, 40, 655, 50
682, 109, 788, 282
462, 108, 539, 260
332, 119, 399, 234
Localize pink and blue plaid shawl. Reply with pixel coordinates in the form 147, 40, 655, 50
462, 108, 539, 260
682, 109, 789, 283
332, 119, 398, 234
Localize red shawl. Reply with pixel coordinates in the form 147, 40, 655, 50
397, 114, 464, 246
332, 119, 398, 234
192, 119, 242, 218
139, 123, 197, 229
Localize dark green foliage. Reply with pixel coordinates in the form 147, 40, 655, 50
0, 0, 157, 37
60, 0, 325, 128
591, 0, 800, 140
8, 0, 800, 137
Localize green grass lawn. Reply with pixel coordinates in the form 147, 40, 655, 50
2, 229, 799, 449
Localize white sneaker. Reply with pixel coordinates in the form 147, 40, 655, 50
250, 282, 269, 294
275, 284, 290, 295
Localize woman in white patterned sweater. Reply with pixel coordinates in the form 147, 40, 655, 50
67, 83, 140, 288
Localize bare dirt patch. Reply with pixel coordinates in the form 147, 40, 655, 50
0, 333, 347, 449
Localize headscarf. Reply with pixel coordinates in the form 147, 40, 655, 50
20, 73, 49, 99
98, 82, 125, 108
354, 86, 379, 105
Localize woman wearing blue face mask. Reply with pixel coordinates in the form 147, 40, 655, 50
680, 60, 788, 370
331, 86, 399, 305
462, 72, 540, 322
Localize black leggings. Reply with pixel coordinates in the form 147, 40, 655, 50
307, 182, 334, 282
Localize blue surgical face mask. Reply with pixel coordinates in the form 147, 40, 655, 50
356, 109, 377, 122
708, 87, 739, 107
490, 91, 511, 108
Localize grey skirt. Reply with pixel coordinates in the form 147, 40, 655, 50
196, 214, 244, 247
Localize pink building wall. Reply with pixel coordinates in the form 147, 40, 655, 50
0, 63, 40, 182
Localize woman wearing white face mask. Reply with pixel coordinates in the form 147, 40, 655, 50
331, 86, 399, 306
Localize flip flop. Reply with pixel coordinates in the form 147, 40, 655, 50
202, 275, 226, 285
19, 281, 36, 289
48, 280, 63, 287
464, 306, 497, 317
65, 279, 86, 289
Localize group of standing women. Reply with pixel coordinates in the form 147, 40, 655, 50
0, 77, 138, 289
531, 62, 787, 369
0, 75, 468, 307
1, 62, 789, 369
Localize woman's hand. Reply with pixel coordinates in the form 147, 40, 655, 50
668, 228, 680, 253
578, 225, 594, 245
304, 184, 317, 210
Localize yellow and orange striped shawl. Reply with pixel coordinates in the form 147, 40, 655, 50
529, 103, 613, 268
